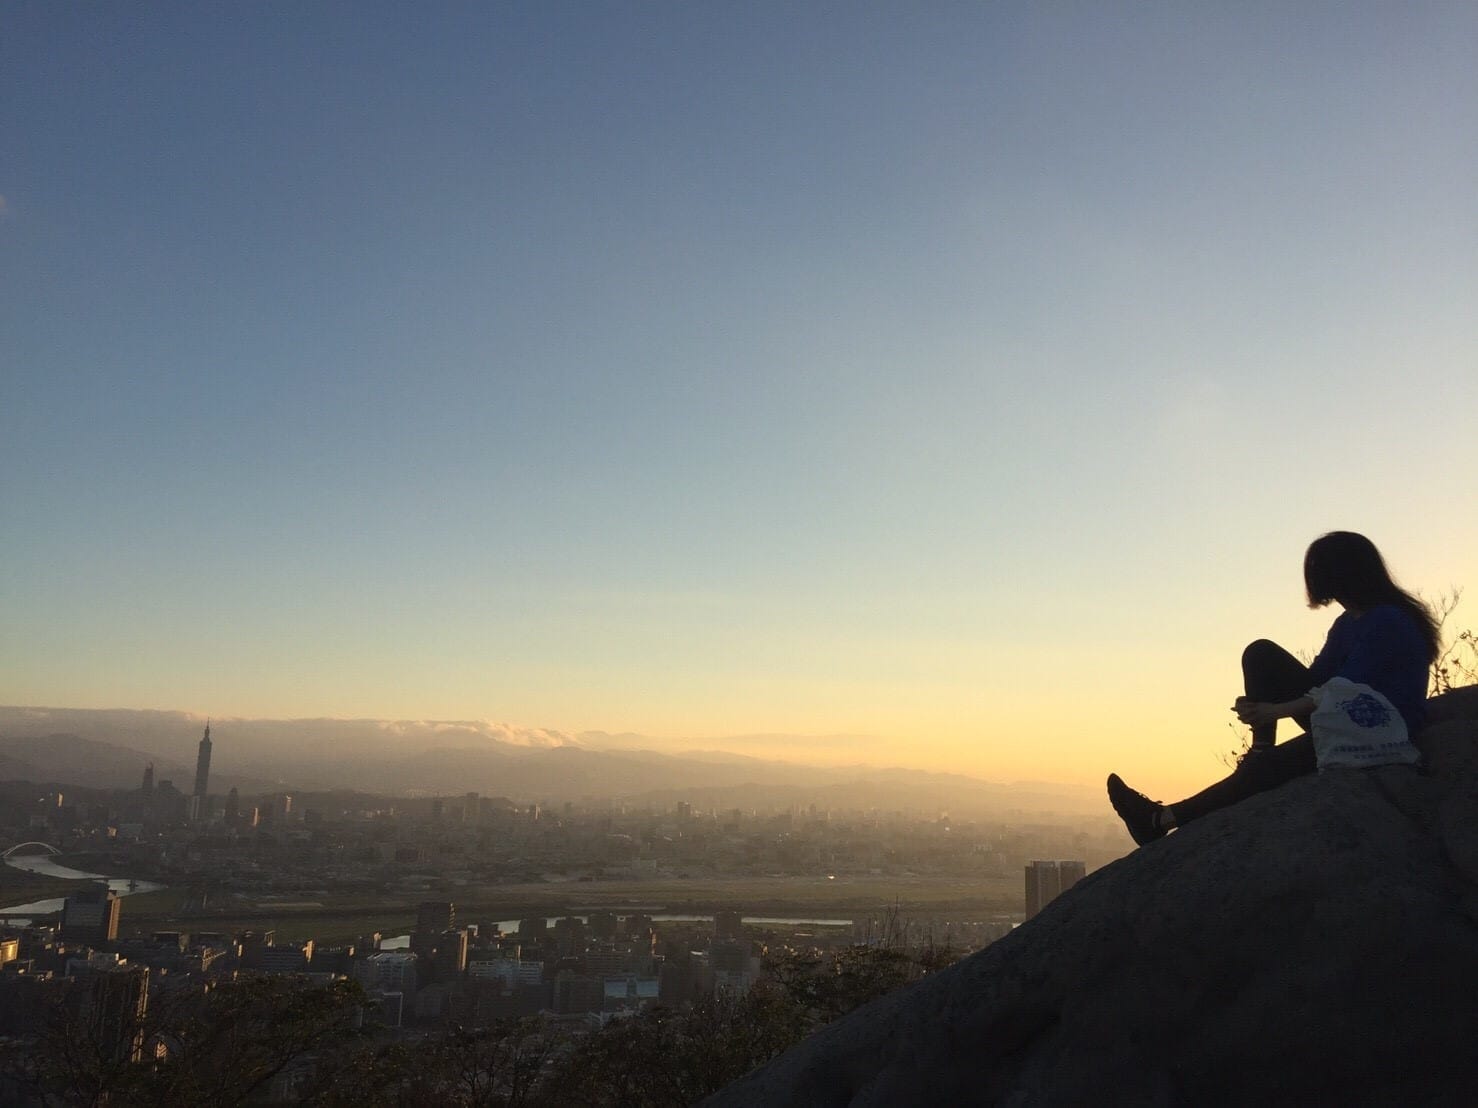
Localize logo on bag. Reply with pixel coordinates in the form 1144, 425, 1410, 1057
1339, 693, 1392, 729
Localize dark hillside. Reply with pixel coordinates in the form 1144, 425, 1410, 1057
709, 688, 1478, 1106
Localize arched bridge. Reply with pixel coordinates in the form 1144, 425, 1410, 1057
2, 842, 63, 860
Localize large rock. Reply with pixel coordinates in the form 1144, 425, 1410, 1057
708, 691, 1478, 1106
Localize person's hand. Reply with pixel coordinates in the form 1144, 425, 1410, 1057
1232, 700, 1281, 728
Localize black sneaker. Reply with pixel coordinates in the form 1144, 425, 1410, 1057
1107, 773, 1167, 846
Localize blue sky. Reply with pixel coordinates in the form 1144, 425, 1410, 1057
3, 3, 1475, 791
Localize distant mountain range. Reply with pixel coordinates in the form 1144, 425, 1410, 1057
0, 706, 1100, 818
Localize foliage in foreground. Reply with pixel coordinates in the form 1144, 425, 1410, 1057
306, 937, 954, 1107
0, 975, 365, 1108
1432, 589, 1478, 695
1, 934, 958, 1107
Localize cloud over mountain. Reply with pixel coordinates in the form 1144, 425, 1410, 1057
0, 704, 1100, 816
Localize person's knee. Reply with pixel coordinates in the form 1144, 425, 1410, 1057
1242, 639, 1281, 668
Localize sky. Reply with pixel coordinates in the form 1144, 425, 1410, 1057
3, 3, 1476, 798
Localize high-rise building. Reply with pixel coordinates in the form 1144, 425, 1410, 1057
243, 941, 314, 974
225, 787, 240, 823
416, 901, 454, 935
141, 763, 154, 794
468, 957, 543, 987
361, 952, 418, 993
72, 958, 149, 1063
710, 939, 751, 975
1024, 860, 1086, 919
193, 721, 212, 803
714, 910, 744, 939
553, 970, 604, 1015
435, 929, 469, 979
411, 902, 453, 962
552, 916, 586, 957
263, 793, 292, 822
61, 885, 122, 945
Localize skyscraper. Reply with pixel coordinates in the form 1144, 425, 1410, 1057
435, 929, 469, 979
1057, 859, 1086, 889
416, 901, 455, 935
61, 885, 122, 944
73, 959, 149, 1063
1024, 860, 1086, 919
141, 763, 154, 794
193, 721, 212, 802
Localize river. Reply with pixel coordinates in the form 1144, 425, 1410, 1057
1, 854, 166, 919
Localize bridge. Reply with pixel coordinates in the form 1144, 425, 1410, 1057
2, 842, 63, 860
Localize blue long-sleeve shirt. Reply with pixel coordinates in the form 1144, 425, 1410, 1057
1307, 604, 1431, 732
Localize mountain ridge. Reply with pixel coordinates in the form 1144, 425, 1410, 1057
0, 706, 1099, 816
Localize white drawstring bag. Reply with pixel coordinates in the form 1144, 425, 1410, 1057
1307, 677, 1421, 770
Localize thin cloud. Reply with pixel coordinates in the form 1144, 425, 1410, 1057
697, 733, 885, 750
372, 719, 580, 748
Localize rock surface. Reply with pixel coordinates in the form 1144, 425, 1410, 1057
708, 688, 1478, 1107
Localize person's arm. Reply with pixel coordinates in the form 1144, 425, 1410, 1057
1306, 615, 1348, 686
1234, 696, 1315, 729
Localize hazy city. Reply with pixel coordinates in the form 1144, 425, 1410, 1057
1, 714, 1113, 1103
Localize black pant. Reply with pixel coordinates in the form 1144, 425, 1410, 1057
1172, 640, 1318, 825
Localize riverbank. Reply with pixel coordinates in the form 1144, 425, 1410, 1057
0, 867, 77, 911
2, 853, 167, 919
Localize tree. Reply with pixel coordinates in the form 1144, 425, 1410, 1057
542, 985, 808, 1108
302, 1018, 556, 1108
1432, 588, 1478, 694
140, 976, 367, 1107
0, 975, 368, 1107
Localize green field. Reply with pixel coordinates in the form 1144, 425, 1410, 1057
116, 873, 1024, 945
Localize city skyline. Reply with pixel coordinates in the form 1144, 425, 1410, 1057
3, 5, 1476, 799
0, 705, 1108, 821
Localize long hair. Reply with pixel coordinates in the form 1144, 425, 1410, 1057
1304, 531, 1440, 663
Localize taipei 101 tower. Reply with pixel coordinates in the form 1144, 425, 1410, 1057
193, 721, 212, 804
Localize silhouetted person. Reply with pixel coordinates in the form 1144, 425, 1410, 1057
1108, 532, 1439, 845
